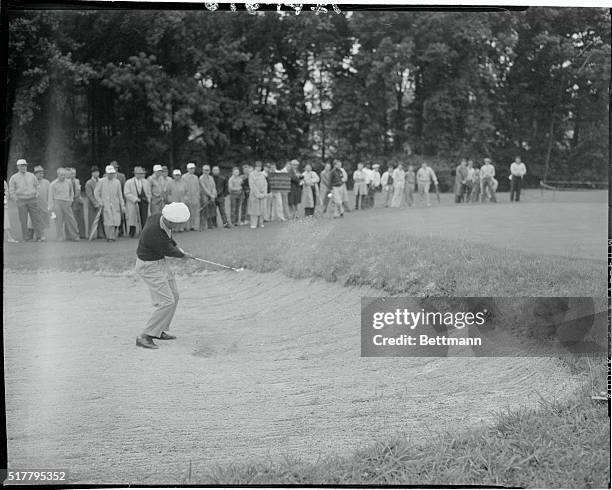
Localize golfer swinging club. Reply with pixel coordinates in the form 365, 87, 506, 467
135, 202, 194, 349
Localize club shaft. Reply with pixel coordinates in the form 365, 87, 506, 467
193, 257, 236, 270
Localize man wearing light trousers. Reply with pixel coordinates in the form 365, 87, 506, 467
135, 202, 194, 349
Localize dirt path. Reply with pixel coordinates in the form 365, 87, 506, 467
4, 270, 585, 484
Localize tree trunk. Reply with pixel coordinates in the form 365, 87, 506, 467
542, 108, 555, 182
395, 87, 404, 153
169, 104, 175, 169
318, 71, 326, 161
543, 73, 566, 182
412, 73, 425, 151
572, 102, 580, 149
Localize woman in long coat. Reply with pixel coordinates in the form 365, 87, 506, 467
301, 164, 320, 217
390, 164, 405, 208
319, 163, 332, 213
94, 165, 125, 241
248, 162, 267, 229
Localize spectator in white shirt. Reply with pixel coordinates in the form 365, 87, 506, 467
509, 156, 527, 202
363, 163, 375, 208
416, 162, 438, 207
480, 158, 497, 203
49, 167, 80, 241
8, 158, 46, 241
352, 163, 368, 210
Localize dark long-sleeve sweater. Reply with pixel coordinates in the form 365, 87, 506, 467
136, 213, 185, 261
330, 168, 344, 187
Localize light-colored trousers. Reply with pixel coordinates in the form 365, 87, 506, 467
383, 185, 393, 207
269, 192, 285, 220
331, 186, 344, 217
264, 194, 272, 221
53, 199, 79, 240
417, 181, 431, 205
404, 183, 414, 206
187, 201, 200, 230
136, 258, 179, 338
390, 183, 405, 208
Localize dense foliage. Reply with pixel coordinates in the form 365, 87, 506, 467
6, 8, 610, 185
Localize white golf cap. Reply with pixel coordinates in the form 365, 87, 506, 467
173, 169, 181, 176
153, 164, 163, 172
105, 165, 116, 174
186, 162, 196, 169
162, 202, 190, 223
16, 159, 27, 166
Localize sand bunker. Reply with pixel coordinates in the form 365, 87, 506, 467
4, 270, 586, 484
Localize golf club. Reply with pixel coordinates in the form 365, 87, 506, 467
192, 256, 244, 272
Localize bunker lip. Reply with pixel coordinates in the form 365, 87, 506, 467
4, 270, 586, 484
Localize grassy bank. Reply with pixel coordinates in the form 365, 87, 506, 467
3, 217, 606, 297
197, 356, 609, 487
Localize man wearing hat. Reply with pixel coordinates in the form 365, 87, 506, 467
48, 167, 80, 241
148, 165, 166, 214
94, 164, 125, 241
29, 165, 50, 240
8, 158, 46, 241
362, 163, 374, 209
67, 167, 87, 239
166, 169, 189, 232
480, 158, 497, 203
199, 164, 217, 230
85, 166, 105, 239
182, 162, 200, 231
161, 165, 173, 201
124, 166, 152, 238
212, 165, 230, 228
135, 202, 194, 349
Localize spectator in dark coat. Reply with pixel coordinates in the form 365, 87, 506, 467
240, 164, 252, 225
212, 166, 230, 228
111, 161, 127, 236
288, 159, 303, 219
